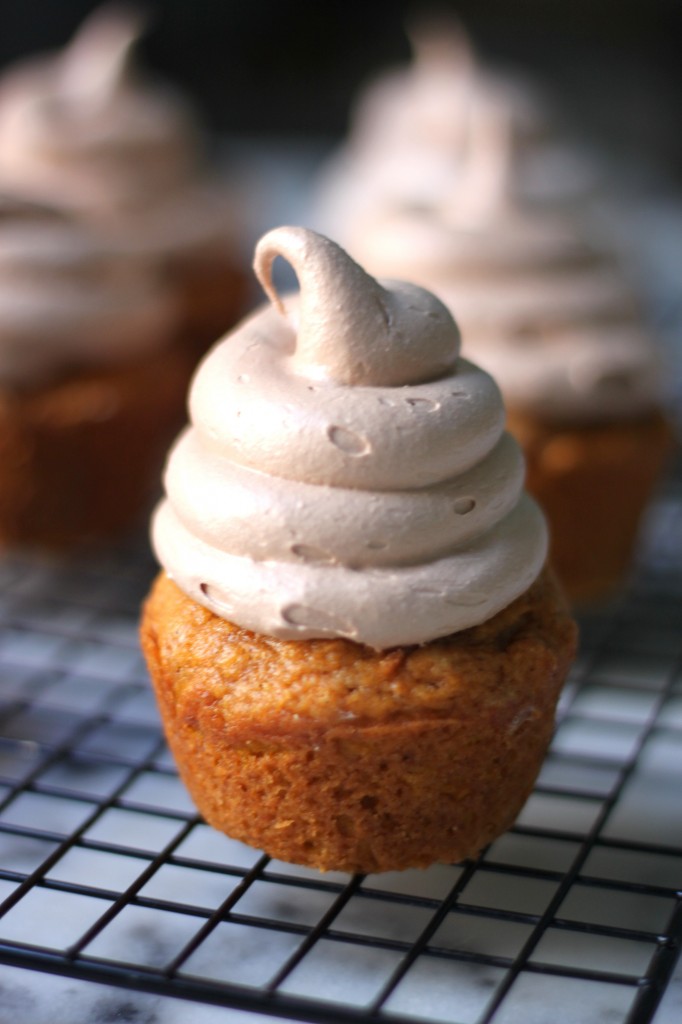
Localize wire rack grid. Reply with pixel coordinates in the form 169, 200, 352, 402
0, 462, 681, 1024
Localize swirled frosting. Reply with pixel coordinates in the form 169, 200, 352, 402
348, 205, 664, 422
0, 193, 177, 387
0, 6, 237, 261
313, 16, 598, 244
152, 226, 547, 648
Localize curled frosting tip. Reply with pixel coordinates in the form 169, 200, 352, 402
408, 11, 474, 76
252, 224, 298, 316
153, 224, 547, 647
253, 225, 459, 388
58, 3, 146, 105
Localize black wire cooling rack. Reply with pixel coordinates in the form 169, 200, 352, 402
0, 463, 681, 1024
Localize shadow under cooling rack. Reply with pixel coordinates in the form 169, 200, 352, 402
0, 466, 681, 1024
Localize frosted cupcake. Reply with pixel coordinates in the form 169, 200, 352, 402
0, 193, 190, 548
140, 226, 577, 873
313, 15, 598, 244
0, 4, 249, 356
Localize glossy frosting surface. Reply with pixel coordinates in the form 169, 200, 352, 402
153, 227, 547, 648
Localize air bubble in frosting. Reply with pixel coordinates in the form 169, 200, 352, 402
405, 396, 440, 410
291, 544, 336, 564
199, 582, 236, 618
282, 604, 355, 635
327, 425, 370, 455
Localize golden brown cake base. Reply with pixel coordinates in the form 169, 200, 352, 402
507, 409, 675, 605
0, 345, 193, 549
141, 567, 577, 874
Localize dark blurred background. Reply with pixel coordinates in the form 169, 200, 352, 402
0, 0, 680, 179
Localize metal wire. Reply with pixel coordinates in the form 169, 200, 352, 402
0, 465, 681, 1024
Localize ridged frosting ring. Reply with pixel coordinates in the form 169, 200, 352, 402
0, 193, 177, 387
153, 226, 547, 648
164, 428, 523, 567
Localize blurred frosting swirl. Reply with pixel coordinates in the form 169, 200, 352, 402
0, 5, 236, 260
314, 15, 598, 245
342, 73, 662, 425
0, 193, 177, 387
152, 226, 546, 648
349, 201, 664, 423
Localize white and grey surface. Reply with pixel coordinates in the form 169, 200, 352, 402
0, 460, 680, 1024
1, 145, 682, 1024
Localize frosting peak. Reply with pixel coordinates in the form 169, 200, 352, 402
0, 5, 243, 270
0, 4, 201, 209
56, 3, 143, 112
253, 226, 458, 386
153, 227, 546, 648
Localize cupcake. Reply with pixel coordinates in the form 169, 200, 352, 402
0, 193, 190, 548
344, 99, 674, 605
0, 4, 249, 356
140, 226, 577, 874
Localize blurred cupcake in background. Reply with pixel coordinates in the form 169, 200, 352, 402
0, 4, 250, 358
339, 63, 675, 605
0, 192, 190, 549
312, 14, 600, 245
